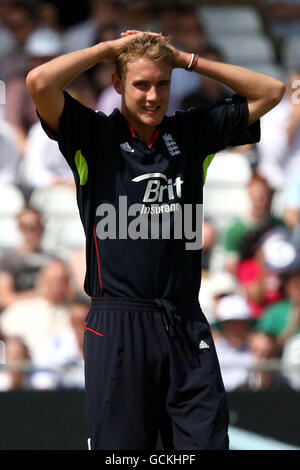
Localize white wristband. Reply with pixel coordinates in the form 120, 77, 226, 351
186, 53, 195, 70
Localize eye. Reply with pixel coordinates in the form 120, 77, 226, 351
134, 81, 148, 89
159, 81, 170, 87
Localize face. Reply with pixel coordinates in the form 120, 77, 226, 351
39, 261, 70, 304
248, 181, 272, 212
18, 209, 43, 249
222, 320, 250, 349
249, 332, 277, 361
113, 58, 171, 135
6, 338, 28, 363
284, 273, 300, 304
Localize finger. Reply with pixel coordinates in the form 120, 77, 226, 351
121, 30, 142, 36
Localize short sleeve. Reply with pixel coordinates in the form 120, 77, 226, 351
37, 90, 110, 174
180, 94, 261, 156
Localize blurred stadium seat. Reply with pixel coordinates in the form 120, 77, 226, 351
0, 26, 15, 61
245, 63, 286, 82
29, 186, 81, 256
204, 151, 252, 186
204, 152, 251, 233
197, 6, 263, 36
0, 217, 21, 253
0, 184, 25, 216
29, 186, 78, 219
56, 218, 85, 254
281, 35, 300, 70
211, 33, 276, 66
41, 216, 85, 258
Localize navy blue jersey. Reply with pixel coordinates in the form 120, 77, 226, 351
39, 91, 260, 302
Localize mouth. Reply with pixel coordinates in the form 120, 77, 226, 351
142, 106, 161, 114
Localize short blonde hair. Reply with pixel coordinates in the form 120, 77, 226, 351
115, 33, 174, 81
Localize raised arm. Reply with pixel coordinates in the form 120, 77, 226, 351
26, 33, 148, 133
171, 48, 286, 124
119, 30, 286, 124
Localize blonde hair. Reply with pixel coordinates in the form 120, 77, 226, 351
115, 33, 174, 81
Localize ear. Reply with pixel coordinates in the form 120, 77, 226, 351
112, 72, 123, 95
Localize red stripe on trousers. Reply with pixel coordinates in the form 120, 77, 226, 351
93, 225, 107, 296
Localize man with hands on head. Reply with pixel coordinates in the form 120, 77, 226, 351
26, 30, 285, 451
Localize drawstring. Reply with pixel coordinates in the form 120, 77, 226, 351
154, 299, 198, 368
154, 299, 177, 332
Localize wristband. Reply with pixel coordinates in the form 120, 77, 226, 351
186, 53, 198, 72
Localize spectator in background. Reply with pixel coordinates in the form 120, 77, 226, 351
239, 331, 292, 390
0, 0, 16, 62
32, 297, 89, 390
162, 3, 207, 108
199, 270, 239, 327
38, 0, 64, 34
0, 0, 39, 82
0, 118, 20, 184
94, 23, 125, 115
256, 258, 300, 351
0, 259, 73, 357
213, 294, 254, 391
122, 1, 159, 33
267, 0, 300, 39
0, 205, 53, 310
22, 77, 97, 193
282, 173, 300, 253
0, 336, 33, 390
257, 68, 300, 189
4, 26, 63, 154
88, 23, 121, 99
235, 226, 286, 318
62, 0, 125, 54
170, 4, 206, 54
223, 172, 286, 275
21, 119, 74, 192
180, 44, 232, 110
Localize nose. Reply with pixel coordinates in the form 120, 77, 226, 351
147, 85, 159, 102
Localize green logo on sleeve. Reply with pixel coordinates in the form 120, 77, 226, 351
202, 153, 215, 185
75, 150, 88, 186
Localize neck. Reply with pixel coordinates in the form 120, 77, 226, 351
129, 124, 159, 147
250, 207, 269, 221
121, 109, 158, 147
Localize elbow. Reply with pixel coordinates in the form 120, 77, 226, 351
270, 80, 286, 106
26, 69, 48, 96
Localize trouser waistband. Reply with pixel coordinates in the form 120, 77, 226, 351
90, 296, 201, 331
91, 296, 199, 313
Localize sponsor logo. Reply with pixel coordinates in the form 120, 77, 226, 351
132, 173, 184, 203
120, 142, 134, 153
199, 340, 210, 349
162, 133, 181, 156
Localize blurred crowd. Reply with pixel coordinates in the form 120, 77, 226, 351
1, 0, 300, 393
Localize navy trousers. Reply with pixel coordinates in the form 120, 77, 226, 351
83, 296, 229, 450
